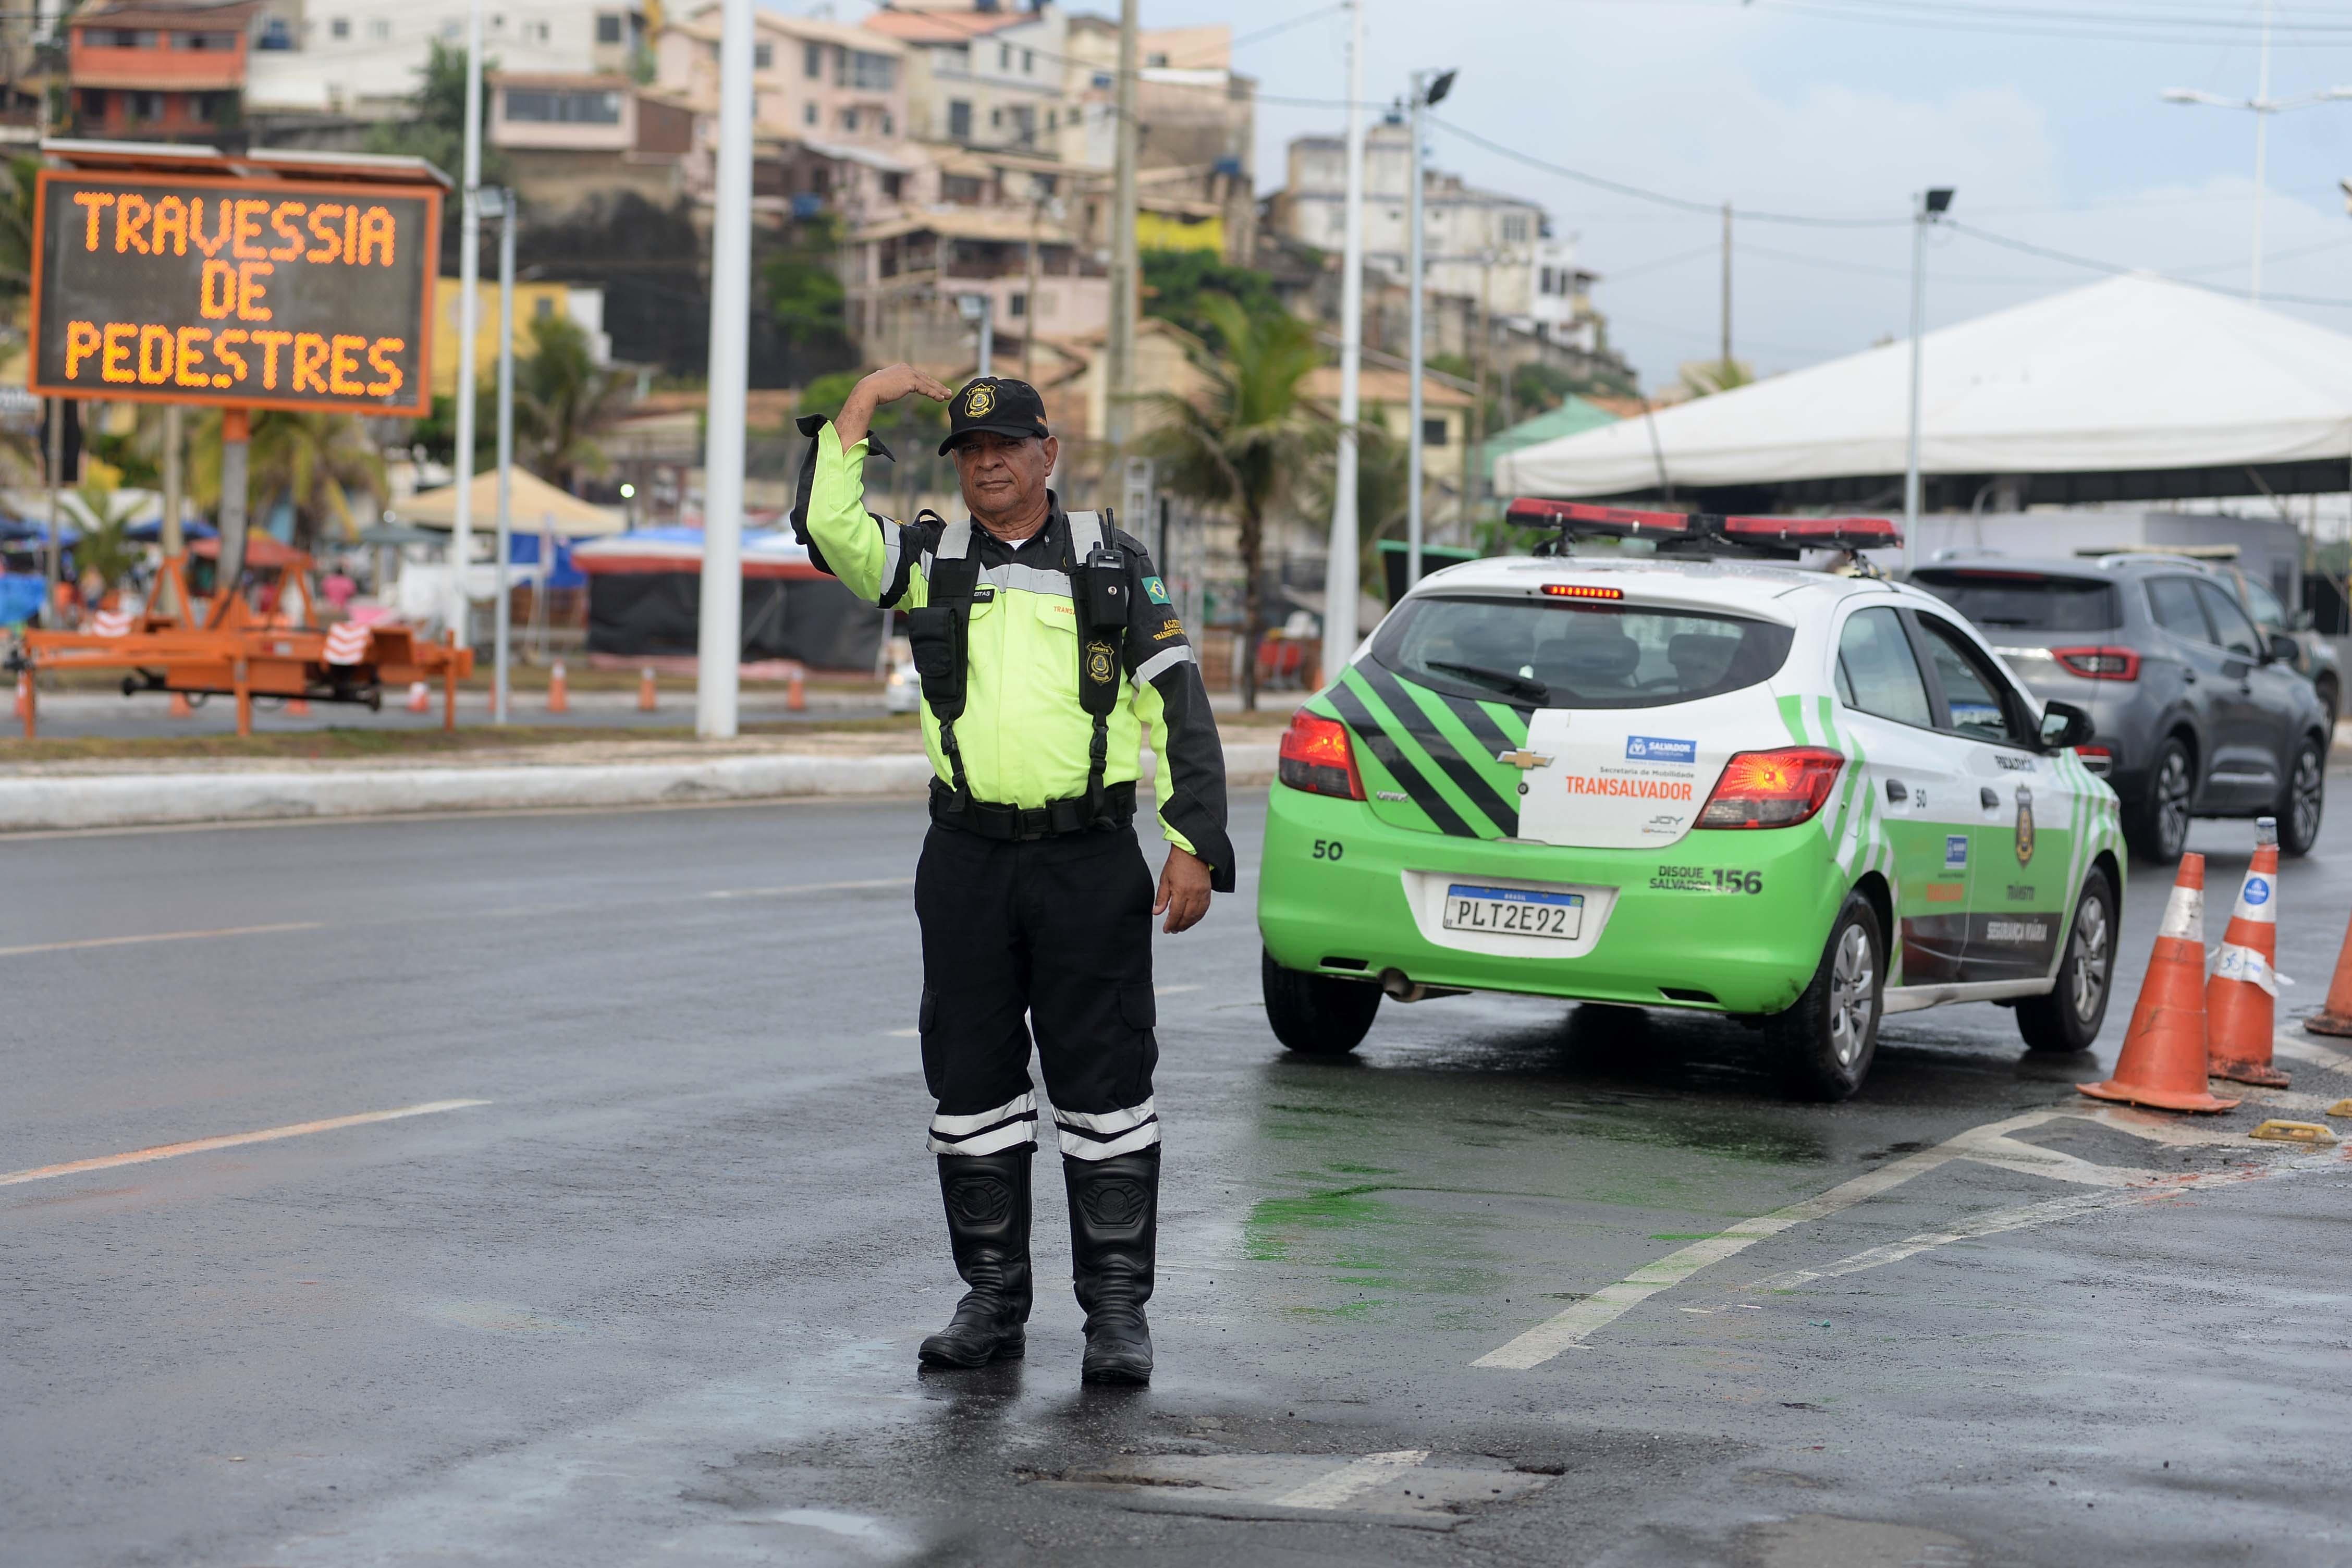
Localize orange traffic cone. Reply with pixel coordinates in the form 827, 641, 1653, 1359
287, 697, 311, 716
2208, 818, 2289, 1087
2306, 903, 2352, 1039
638, 667, 658, 712
2080, 853, 2241, 1113
787, 663, 807, 713
405, 680, 431, 714
547, 660, 570, 715
11, 671, 28, 722
168, 691, 193, 718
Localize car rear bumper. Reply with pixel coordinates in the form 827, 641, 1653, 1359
1257, 783, 1857, 1016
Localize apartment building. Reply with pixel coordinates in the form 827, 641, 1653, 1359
656, 5, 908, 148
862, 3, 1068, 155
244, 1, 643, 118
64, 0, 260, 142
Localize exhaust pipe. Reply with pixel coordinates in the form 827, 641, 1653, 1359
1379, 969, 1466, 1004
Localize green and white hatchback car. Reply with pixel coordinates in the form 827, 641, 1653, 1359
1258, 504, 2127, 1099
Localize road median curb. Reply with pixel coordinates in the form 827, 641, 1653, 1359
0, 743, 1280, 832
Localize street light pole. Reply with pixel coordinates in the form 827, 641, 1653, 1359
1904, 187, 1954, 566
696, 0, 755, 741
488, 187, 516, 726
1321, 0, 1365, 679
1104, 0, 1140, 450
451, 0, 483, 646
1405, 68, 1454, 590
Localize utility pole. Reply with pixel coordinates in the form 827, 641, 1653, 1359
1467, 251, 1490, 534
157, 403, 182, 616
488, 186, 516, 725
1904, 187, 1954, 566
1405, 67, 1455, 589
1104, 0, 1140, 450
1719, 199, 1732, 372
1321, 0, 1365, 678
696, 0, 755, 740
451, 0, 483, 646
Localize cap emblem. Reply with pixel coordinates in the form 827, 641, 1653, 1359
963, 384, 996, 418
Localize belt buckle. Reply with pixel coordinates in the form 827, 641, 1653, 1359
1016, 805, 1050, 841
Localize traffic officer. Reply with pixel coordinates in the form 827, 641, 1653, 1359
791, 365, 1234, 1385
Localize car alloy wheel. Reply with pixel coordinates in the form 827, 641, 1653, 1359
2067, 893, 2110, 1025
2152, 746, 2192, 860
2280, 739, 2325, 857
1827, 921, 1877, 1069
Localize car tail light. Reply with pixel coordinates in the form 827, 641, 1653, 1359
1694, 746, 1845, 829
2075, 744, 2113, 776
2051, 645, 2140, 680
1279, 710, 1365, 800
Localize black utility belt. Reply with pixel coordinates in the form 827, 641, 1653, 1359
929, 778, 1137, 840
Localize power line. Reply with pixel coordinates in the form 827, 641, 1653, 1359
1946, 220, 2352, 305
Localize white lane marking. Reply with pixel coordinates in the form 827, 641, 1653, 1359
2272, 1032, 2349, 1069
705, 877, 913, 900
0, 921, 322, 959
1154, 984, 1200, 997
888, 1028, 919, 1038
1, 1099, 491, 1187
1269, 1450, 1430, 1510
1473, 1109, 2065, 1370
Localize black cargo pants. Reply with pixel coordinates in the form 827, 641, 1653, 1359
914, 823, 1161, 1162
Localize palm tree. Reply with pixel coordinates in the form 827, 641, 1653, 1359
514, 313, 634, 493
1299, 402, 1425, 607
188, 410, 387, 548
1138, 293, 1325, 710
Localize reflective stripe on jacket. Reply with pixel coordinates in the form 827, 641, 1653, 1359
803, 421, 1235, 889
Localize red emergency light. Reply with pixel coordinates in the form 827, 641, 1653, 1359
1720, 514, 1904, 550
1505, 498, 1699, 539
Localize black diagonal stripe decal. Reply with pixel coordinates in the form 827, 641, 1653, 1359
1361, 667, 1517, 837
1328, 683, 1477, 838
1436, 692, 1522, 764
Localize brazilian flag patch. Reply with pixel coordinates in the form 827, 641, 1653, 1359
1143, 575, 1171, 605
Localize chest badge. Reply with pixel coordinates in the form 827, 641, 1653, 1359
2014, 784, 2036, 865
1497, 749, 1554, 770
1086, 641, 1116, 684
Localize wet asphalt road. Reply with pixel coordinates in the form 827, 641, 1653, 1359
5, 782, 2351, 1567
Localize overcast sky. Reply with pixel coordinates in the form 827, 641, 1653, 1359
826, 1, 2352, 392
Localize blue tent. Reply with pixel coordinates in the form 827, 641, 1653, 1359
0, 574, 46, 626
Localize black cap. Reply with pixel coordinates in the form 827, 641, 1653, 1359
939, 376, 1050, 456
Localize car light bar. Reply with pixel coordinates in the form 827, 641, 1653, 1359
2050, 645, 2141, 681
1721, 514, 1904, 550
1694, 746, 1846, 830
1540, 583, 1625, 601
1278, 709, 1366, 801
1505, 498, 1697, 538
1509, 498, 1902, 554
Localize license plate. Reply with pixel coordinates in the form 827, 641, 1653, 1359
1443, 884, 1583, 939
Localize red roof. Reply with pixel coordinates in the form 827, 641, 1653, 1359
863, 8, 1033, 44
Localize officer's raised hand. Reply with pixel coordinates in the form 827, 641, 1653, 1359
836, 363, 954, 447
1156, 845, 1212, 935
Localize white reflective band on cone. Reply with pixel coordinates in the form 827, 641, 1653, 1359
2213, 944, 2289, 996
2158, 885, 2204, 942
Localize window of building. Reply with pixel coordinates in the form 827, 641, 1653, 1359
843, 50, 893, 90
505, 87, 624, 125
804, 41, 823, 78
105, 28, 154, 46
130, 91, 165, 121
370, 18, 392, 40
1422, 416, 1448, 447
439, 18, 460, 39
840, 107, 856, 131
802, 101, 817, 127
948, 100, 973, 139
942, 174, 985, 203
1009, 292, 1026, 317
79, 89, 107, 119
594, 13, 623, 45
534, 297, 555, 321
178, 29, 236, 48
1022, 48, 1033, 72
1326, 205, 1343, 236
990, 106, 1003, 129
256, 16, 291, 48
524, 20, 547, 43
329, 16, 350, 40
753, 41, 772, 70
881, 111, 893, 136
1011, 104, 1034, 142
880, 172, 903, 200
1146, 50, 1169, 66
1501, 213, 1529, 243
999, 43, 1011, 70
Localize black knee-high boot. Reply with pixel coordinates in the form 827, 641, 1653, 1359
1064, 1147, 1157, 1384
918, 1148, 1032, 1368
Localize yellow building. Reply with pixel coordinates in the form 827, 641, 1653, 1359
430, 279, 611, 398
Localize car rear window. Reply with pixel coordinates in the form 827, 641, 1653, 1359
1911, 570, 2121, 633
1369, 595, 1795, 709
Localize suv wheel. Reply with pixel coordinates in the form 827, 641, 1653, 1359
2125, 737, 2194, 863
1771, 893, 1884, 1102
2277, 735, 2325, 858
2016, 868, 2116, 1052
1262, 949, 1381, 1056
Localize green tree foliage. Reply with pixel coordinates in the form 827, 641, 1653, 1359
1300, 405, 1421, 603
514, 313, 634, 491
763, 213, 847, 350
1141, 250, 1286, 353
0, 153, 39, 299
1139, 292, 1326, 710
1512, 359, 1636, 411
366, 40, 505, 186
189, 410, 388, 547
1679, 358, 1754, 399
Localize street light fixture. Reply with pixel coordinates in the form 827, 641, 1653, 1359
2158, 1, 2352, 301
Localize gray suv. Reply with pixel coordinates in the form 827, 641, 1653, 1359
1911, 555, 2329, 861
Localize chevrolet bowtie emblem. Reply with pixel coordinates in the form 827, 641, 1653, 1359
1497, 749, 1553, 769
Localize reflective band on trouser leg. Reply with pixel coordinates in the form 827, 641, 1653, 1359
930, 1092, 1039, 1156
2158, 884, 2203, 941
1056, 1098, 1160, 1161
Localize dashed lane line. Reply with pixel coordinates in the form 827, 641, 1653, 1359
1, 1099, 492, 1187
1269, 1450, 1431, 1510
0, 921, 322, 959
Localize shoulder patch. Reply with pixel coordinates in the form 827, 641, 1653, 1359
1143, 575, 1171, 606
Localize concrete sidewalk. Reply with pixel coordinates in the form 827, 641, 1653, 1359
0, 742, 1282, 833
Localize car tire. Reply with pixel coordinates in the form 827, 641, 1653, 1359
2124, 736, 2194, 864
1262, 949, 1381, 1056
2016, 867, 2116, 1053
2276, 733, 2325, 858
1770, 893, 1884, 1102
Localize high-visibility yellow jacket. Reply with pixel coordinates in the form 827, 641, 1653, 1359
801, 421, 1234, 887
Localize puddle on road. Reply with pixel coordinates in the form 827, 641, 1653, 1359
1032, 1448, 1554, 1532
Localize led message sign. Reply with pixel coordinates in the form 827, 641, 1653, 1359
29, 170, 440, 416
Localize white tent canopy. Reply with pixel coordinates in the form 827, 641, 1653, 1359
390, 468, 628, 535
1497, 275, 2352, 509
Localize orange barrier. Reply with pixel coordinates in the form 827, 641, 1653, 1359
168, 691, 194, 719
547, 659, 569, 715
638, 667, 658, 713
2208, 819, 2289, 1087
2307, 905, 2352, 1039
2081, 853, 2241, 1113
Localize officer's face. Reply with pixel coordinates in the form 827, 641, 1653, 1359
951, 431, 1058, 520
